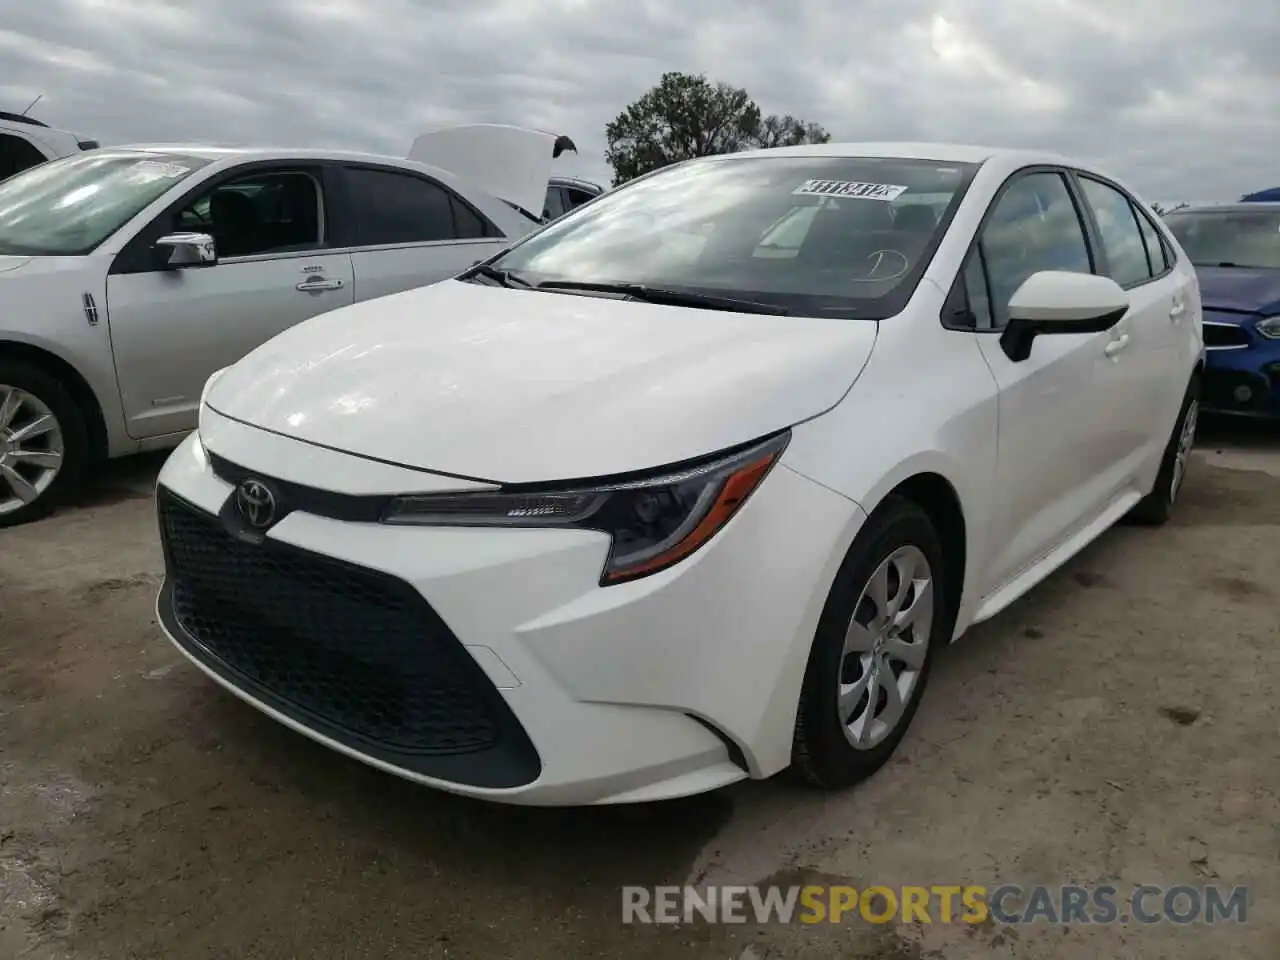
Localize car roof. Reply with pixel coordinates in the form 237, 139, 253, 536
109, 143, 423, 165
1169, 202, 1280, 214
718, 141, 1081, 167
550, 175, 603, 192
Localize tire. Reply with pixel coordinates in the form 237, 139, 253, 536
0, 360, 90, 528
1126, 375, 1199, 527
792, 494, 949, 789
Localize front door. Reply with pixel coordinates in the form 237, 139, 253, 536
105, 165, 355, 439
967, 169, 1124, 592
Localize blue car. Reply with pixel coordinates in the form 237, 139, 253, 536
1163, 203, 1280, 417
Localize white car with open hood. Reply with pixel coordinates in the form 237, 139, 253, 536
156, 142, 1203, 806
0, 124, 572, 525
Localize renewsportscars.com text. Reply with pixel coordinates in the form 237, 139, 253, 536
622, 884, 1249, 926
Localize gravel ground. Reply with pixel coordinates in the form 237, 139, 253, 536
2, 418, 1277, 959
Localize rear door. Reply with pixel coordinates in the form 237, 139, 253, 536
336, 163, 508, 303
106, 162, 355, 439
1072, 173, 1182, 481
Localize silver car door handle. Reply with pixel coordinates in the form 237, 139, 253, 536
1104, 334, 1130, 358
1169, 300, 1186, 319
296, 277, 344, 292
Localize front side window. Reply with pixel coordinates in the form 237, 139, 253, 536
979, 172, 1093, 327
490, 156, 980, 319
0, 150, 211, 256
1164, 208, 1280, 270
174, 170, 322, 258
1078, 176, 1152, 286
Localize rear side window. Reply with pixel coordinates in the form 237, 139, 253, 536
449, 196, 495, 239
345, 167, 496, 245
565, 187, 597, 209
1134, 206, 1172, 273
0, 133, 47, 182
1078, 176, 1151, 286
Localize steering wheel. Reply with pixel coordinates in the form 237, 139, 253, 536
850, 249, 911, 282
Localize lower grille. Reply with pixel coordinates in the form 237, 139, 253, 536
157, 488, 540, 788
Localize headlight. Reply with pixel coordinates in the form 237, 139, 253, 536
196, 367, 229, 441
200, 367, 230, 406
1256, 316, 1280, 340
383, 431, 790, 584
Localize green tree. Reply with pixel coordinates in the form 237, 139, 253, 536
604, 72, 831, 186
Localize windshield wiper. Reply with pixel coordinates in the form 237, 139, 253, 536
457, 262, 533, 288
534, 280, 791, 315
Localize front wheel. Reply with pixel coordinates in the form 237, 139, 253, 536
1127, 376, 1199, 527
0, 362, 89, 528
792, 495, 947, 789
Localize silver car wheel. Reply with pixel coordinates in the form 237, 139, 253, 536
838, 544, 934, 751
0, 384, 65, 516
1170, 398, 1198, 502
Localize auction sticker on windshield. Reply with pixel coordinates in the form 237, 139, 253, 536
792, 180, 908, 201
130, 159, 193, 182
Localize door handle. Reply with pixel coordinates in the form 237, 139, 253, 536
296, 276, 344, 293
1169, 300, 1186, 320
1104, 334, 1130, 358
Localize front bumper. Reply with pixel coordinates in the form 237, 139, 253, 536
1201, 315, 1280, 418
154, 423, 863, 806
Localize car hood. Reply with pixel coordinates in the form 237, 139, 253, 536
206, 280, 878, 484
408, 124, 576, 218
1195, 265, 1280, 316
0, 256, 34, 275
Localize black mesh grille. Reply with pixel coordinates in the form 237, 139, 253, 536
157, 488, 540, 787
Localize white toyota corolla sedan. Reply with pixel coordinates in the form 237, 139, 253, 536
154, 143, 1203, 806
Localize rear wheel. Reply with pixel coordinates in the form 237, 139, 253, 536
1127, 375, 1199, 527
792, 496, 947, 788
0, 362, 89, 528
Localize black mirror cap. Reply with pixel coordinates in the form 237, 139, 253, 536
999, 305, 1127, 362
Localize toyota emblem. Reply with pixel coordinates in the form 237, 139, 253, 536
235, 478, 277, 530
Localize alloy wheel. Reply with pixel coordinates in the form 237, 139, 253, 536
0, 384, 65, 516
838, 544, 934, 750
1170, 398, 1198, 502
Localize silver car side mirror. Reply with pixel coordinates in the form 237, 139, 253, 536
156, 232, 217, 268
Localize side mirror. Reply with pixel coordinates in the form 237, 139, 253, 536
156, 232, 217, 269
1000, 271, 1128, 362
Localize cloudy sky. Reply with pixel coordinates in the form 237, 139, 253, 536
1, 0, 1275, 202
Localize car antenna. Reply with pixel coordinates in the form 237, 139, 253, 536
19, 93, 42, 116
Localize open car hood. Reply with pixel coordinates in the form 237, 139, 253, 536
408, 124, 577, 218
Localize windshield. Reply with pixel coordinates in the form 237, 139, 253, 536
489, 156, 979, 319
1164, 208, 1280, 270
0, 151, 211, 256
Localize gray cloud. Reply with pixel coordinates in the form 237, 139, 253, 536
1, 0, 1276, 201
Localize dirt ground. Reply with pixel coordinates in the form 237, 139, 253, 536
2, 419, 1278, 960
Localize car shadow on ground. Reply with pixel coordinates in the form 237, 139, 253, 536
1197, 412, 1279, 450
